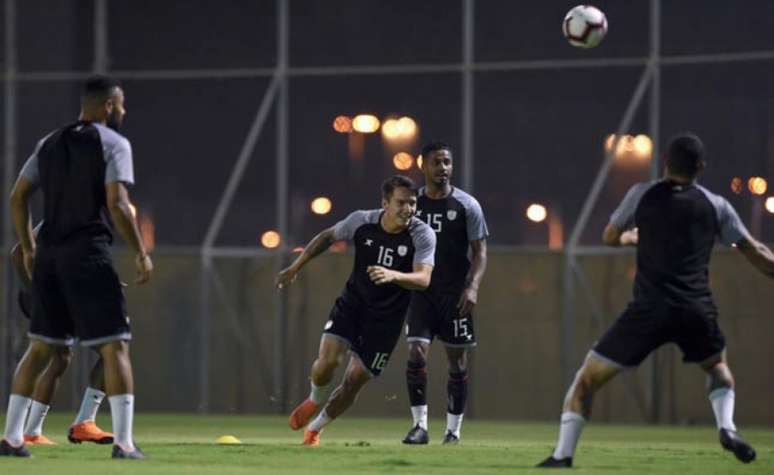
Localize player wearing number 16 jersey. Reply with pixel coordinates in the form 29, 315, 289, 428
276, 175, 436, 446
403, 142, 489, 445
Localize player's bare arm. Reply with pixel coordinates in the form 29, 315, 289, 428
106, 181, 152, 284
367, 263, 433, 290
458, 238, 487, 317
735, 236, 774, 278
9, 176, 38, 279
602, 224, 638, 247
275, 227, 337, 289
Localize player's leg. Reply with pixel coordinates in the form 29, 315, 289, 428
289, 334, 349, 430
700, 352, 754, 463
403, 340, 430, 444
538, 303, 662, 468
23, 346, 73, 445
98, 340, 141, 458
304, 356, 372, 445
1, 340, 55, 456
537, 353, 621, 468
403, 291, 434, 443
69, 356, 114, 444
442, 345, 468, 444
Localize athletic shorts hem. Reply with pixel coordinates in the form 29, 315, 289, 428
589, 349, 635, 370
684, 347, 726, 364
80, 332, 131, 347
28, 332, 75, 347
406, 336, 432, 345
438, 339, 477, 348
322, 331, 352, 349
349, 351, 377, 379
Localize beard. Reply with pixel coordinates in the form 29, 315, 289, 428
106, 111, 122, 131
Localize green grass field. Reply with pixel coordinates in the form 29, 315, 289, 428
2, 414, 772, 474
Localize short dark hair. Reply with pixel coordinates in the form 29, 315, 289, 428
381, 175, 417, 201
420, 141, 452, 159
82, 75, 122, 103
666, 133, 705, 178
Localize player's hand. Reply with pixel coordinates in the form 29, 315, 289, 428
275, 265, 299, 290
135, 253, 153, 284
367, 265, 396, 285
620, 227, 639, 246
22, 248, 35, 281
457, 287, 478, 317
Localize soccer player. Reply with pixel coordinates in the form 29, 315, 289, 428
10, 239, 113, 446
277, 175, 436, 446
401, 142, 488, 445
1, 75, 152, 459
537, 133, 772, 468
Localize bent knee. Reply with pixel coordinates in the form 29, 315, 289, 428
407, 343, 428, 365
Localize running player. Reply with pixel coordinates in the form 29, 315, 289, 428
538, 133, 772, 468
1, 75, 152, 459
277, 175, 436, 446
10, 238, 113, 446
402, 142, 488, 445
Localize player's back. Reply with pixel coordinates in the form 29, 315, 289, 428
35, 121, 127, 245
633, 180, 727, 306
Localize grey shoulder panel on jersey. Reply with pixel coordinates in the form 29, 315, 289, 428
18, 132, 56, 186
93, 123, 135, 186
609, 180, 659, 230
408, 218, 436, 266
697, 185, 751, 246
451, 187, 489, 241
332, 209, 381, 242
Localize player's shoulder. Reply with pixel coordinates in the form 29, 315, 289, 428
408, 217, 435, 241
695, 184, 734, 212
343, 209, 381, 228
91, 122, 131, 149
450, 186, 483, 212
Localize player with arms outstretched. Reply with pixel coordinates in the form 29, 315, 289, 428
538, 134, 773, 468
402, 142, 488, 445
276, 175, 436, 446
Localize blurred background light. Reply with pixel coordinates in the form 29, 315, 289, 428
730, 177, 743, 194
748, 176, 768, 195
393, 152, 414, 170
261, 230, 281, 249
310, 196, 332, 215
352, 114, 380, 133
526, 203, 547, 223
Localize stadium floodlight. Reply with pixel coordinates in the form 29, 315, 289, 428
748, 177, 768, 195
332, 116, 353, 133
352, 114, 380, 133
632, 134, 652, 161
526, 203, 548, 223
310, 197, 332, 215
766, 197, 774, 214
381, 119, 401, 140
396, 117, 417, 138
730, 177, 743, 194
392, 152, 414, 171
261, 230, 281, 249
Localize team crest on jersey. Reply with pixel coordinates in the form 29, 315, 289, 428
397, 245, 408, 256
447, 210, 458, 221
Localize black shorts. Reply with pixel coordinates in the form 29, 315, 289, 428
30, 239, 130, 347
323, 297, 406, 377
406, 291, 476, 347
593, 302, 725, 368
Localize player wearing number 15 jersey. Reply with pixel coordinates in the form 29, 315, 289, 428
403, 142, 489, 445
276, 175, 436, 446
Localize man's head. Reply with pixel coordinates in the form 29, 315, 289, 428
381, 175, 418, 228
81, 75, 125, 131
420, 141, 453, 187
665, 133, 705, 180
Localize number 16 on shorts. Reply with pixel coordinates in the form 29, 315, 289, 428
370, 352, 389, 372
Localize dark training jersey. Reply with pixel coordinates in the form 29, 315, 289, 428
333, 210, 436, 316
415, 187, 488, 296
610, 179, 749, 308
20, 121, 135, 246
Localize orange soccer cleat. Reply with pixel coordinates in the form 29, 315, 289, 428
288, 399, 318, 431
68, 421, 114, 445
303, 429, 321, 446
24, 434, 57, 445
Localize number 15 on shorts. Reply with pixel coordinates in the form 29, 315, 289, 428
453, 318, 471, 339
370, 352, 389, 371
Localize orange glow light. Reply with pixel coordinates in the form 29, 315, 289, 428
310, 197, 332, 215
261, 230, 281, 249
332, 115, 353, 133
748, 177, 768, 195
393, 152, 414, 171
730, 177, 743, 194
352, 114, 380, 134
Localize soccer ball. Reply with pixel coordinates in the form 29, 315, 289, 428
562, 5, 608, 49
